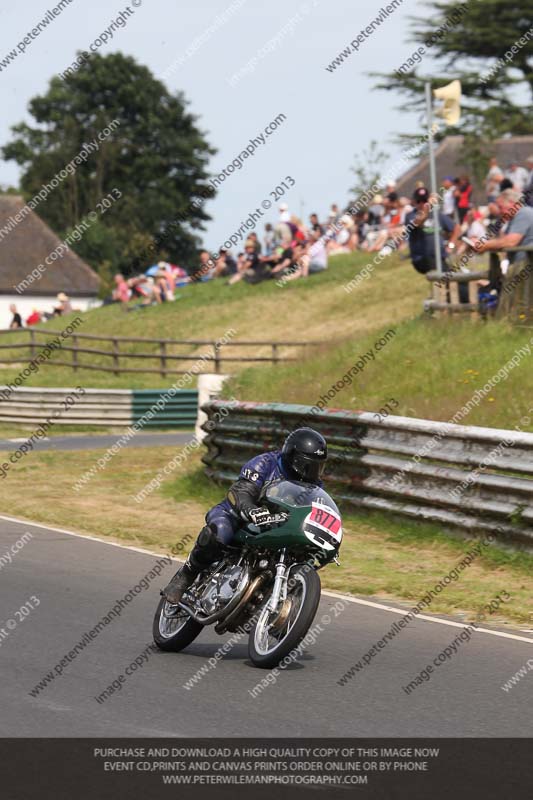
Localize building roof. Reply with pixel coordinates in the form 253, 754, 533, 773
0, 195, 100, 295
395, 135, 533, 203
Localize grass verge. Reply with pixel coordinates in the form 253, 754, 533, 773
1, 443, 532, 627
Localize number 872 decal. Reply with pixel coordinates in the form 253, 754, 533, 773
303, 502, 343, 551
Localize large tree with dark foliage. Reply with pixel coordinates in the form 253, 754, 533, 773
2, 52, 215, 275
373, 0, 533, 144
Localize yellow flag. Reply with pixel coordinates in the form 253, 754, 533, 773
433, 80, 461, 125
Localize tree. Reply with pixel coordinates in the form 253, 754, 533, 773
372, 0, 533, 141
350, 140, 389, 198
2, 52, 216, 274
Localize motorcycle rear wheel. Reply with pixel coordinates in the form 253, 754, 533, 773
248, 566, 321, 669
153, 596, 203, 652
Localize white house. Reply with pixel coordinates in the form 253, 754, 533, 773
0, 194, 100, 328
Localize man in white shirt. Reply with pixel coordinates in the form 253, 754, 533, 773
505, 161, 529, 192
441, 176, 457, 222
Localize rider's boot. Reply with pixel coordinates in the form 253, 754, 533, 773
162, 524, 224, 605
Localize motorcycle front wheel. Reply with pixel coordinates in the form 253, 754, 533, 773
152, 596, 203, 652
248, 566, 321, 669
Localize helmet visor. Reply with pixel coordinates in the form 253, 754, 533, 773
291, 453, 326, 483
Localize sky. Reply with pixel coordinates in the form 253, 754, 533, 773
0, 0, 431, 251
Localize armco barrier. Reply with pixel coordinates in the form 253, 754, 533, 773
201, 400, 533, 549
0, 387, 198, 428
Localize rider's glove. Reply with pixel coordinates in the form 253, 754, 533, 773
248, 507, 288, 529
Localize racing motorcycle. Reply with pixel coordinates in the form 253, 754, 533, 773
152, 480, 342, 668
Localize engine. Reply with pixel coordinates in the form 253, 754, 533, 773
198, 564, 245, 616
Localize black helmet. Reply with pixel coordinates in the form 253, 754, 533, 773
281, 427, 327, 484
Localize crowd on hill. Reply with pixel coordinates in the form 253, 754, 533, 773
11, 153, 533, 327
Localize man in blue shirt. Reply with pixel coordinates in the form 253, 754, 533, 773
162, 428, 328, 604
405, 187, 461, 274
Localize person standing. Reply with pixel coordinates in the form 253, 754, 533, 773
454, 175, 473, 223
405, 187, 461, 275
9, 304, 22, 329
441, 176, 457, 223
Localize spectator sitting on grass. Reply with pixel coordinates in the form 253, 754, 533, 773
26, 308, 41, 326
228, 240, 262, 285
327, 214, 356, 255
214, 249, 237, 278
112, 274, 131, 304
308, 230, 328, 273
309, 213, 324, 236
54, 292, 73, 316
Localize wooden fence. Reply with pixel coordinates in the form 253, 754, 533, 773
0, 327, 320, 377
424, 246, 533, 319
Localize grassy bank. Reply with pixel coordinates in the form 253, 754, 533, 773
1, 443, 532, 627
225, 315, 533, 431
0, 251, 426, 389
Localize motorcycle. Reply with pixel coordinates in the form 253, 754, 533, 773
153, 479, 342, 668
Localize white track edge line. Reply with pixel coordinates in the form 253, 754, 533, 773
2, 513, 532, 646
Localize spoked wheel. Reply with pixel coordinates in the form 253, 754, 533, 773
152, 596, 203, 652
248, 566, 321, 669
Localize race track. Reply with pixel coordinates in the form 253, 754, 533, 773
0, 432, 192, 452
1, 515, 532, 737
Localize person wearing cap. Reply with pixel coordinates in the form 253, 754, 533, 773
405, 187, 461, 275
54, 292, 73, 315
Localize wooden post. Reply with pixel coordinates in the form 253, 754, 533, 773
112, 338, 120, 375
212, 341, 221, 374
272, 343, 279, 364
72, 336, 78, 372
29, 329, 36, 358
160, 341, 167, 378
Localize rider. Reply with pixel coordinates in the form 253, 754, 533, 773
162, 427, 328, 604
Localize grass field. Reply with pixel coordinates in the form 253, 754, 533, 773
0, 251, 426, 389
1, 443, 532, 627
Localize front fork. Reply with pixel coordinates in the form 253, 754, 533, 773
267, 548, 289, 613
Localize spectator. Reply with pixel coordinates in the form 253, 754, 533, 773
9, 304, 22, 329
454, 175, 473, 223
54, 292, 73, 316
229, 240, 262, 285
405, 187, 461, 275
263, 223, 275, 256
279, 202, 291, 223
328, 203, 341, 225
214, 249, 237, 278
309, 213, 324, 235
505, 160, 529, 193
524, 156, 533, 208
441, 176, 457, 223
328, 214, 356, 254
112, 274, 131, 304
308, 230, 328, 274
272, 242, 307, 282
26, 309, 41, 326
368, 195, 385, 227
465, 208, 486, 240
474, 189, 533, 267
369, 193, 404, 253
486, 158, 504, 202
248, 231, 262, 254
